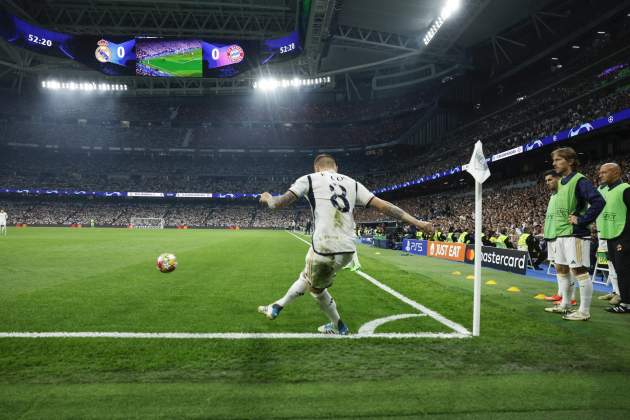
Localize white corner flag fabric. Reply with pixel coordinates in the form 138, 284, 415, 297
466, 141, 490, 337
466, 141, 490, 184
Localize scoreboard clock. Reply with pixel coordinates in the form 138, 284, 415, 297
0, 10, 302, 78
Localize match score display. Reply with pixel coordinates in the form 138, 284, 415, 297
0, 10, 302, 78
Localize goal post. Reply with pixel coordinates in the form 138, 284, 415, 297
130, 217, 165, 229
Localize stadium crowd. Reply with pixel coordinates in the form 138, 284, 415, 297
3, 154, 629, 236
1, 29, 630, 235
366, 80, 630, 189
0, 198, 305, 229
0, 88, 428, 125
1, 40, 628, 193
356, 154, 630, 247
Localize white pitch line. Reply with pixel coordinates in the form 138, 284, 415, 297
355, 271, 470, 335
287, 231, 471, 336
0, 331, 469, 340
288, 230, 312, 246
358, 313, 426, 335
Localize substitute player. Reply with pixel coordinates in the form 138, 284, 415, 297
543, 170, 575, 304
596, 173, 621, 306
544, 148, 604, 321
0, 208, 7, 236
257, 154, 433, 335
597, 163, 630, 313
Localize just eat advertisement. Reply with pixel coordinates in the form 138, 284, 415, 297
427, 241, 466, 262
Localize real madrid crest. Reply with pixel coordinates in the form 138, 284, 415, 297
95, 39, 112, 63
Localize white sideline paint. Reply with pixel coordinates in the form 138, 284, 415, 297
0, 331, 468, 340
287, 231, 471, 336
357, 313, 426, 335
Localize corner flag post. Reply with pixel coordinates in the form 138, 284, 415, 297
465, 141, 490, 337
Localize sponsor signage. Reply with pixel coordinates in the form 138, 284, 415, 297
0, 188, 258, 199
359, 237, 374, 245
464, 245, 528, 275
491, 146, 523, 162
427, 241, 466, 262
0, 188, 126, 197
175, 193, 213, 198
127, 192, 164, 197
402, 239, 428, 256
213, 193, 259, 198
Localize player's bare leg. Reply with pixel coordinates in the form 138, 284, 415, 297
311, 286, 349, 335
258, 272, 309, 320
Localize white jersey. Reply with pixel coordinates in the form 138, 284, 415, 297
0, 212, 6, 225
290, 171, 374, 254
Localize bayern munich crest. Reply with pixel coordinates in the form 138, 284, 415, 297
226, 45, 245, 64
95, 39, 112, 63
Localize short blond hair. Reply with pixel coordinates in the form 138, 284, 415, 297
551, 147, 579, 170
314, 154, 337, 169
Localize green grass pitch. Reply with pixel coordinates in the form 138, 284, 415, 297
1, 227, 630, 419
139, 48, 202, 77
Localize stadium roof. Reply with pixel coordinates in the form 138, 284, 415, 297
0, 0, 628, 95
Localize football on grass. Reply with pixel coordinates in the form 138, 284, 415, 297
156, 253, 177, 273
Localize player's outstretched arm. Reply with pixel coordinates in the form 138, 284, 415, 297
369, 196, 433, 234
259, 191, 298, 210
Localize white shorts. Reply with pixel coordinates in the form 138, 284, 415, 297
554, 237, 590, 269
547, 240, 556, 262
302, 246, 354, 290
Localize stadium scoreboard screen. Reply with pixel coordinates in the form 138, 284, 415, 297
0, 11, 302, 78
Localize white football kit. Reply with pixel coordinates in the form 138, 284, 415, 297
554, 236, 590, 269
289, 171, 374, 288
0, 211, 6, 235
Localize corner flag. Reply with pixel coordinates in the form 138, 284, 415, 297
465, 141, 490, 337
466, 141, 490, 184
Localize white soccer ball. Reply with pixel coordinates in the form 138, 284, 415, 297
156, 253, 177, 273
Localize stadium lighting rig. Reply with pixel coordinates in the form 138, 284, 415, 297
423, 0, 462, 46
41, 80, 128, 92
252, 76, 332, 92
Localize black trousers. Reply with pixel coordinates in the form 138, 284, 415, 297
607, 237, 630, 304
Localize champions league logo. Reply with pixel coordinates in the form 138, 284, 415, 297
569, 123, 594, 138
525, 139, 543, 151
